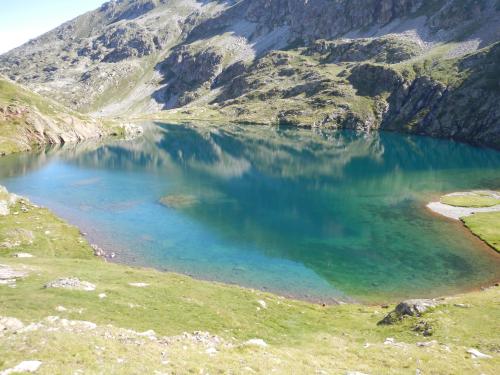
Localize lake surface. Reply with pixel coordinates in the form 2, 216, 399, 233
1, 123, 500, 303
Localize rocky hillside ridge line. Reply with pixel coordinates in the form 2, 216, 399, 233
0, 76, 142, 156
0, 0, 499, 148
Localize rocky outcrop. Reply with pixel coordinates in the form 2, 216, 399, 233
161, 47, 224, 107
45, 278, 96, 291
0, 0, 499, 148
305, 36, 424, 64
378, 299, 437, 325
78, 22, 161, 63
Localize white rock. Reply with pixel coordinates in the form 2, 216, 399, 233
257, 300, 267, 309
0, 265, 27, 280
128, 282, 149, 288
0, 317, 24, 332
0, 360, 42, 375
384, 337, 395, 345
55, 306, 67, 312
14, 253, 34, 258
0, 201, 9, 216
467, 348, 492, 359
138, 329, 156, 339
416, 340, 437, 347
245, 338, 268, 348
98, 293, 107, 299
206, 347, 218, 355
346, 372, 370, 375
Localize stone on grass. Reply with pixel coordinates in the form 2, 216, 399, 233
0, 360, 42, 375
346, 372, 370, 375
244, 338, 268, 348
0, 317, 24, 332
378, 299, 437, 325
257, 300, 267, 309
467, 348, 492, 359
98, 293, 107, 299
0, 265, 27, 287
45, 278, 96, 291
128, 282, 149, 288
206, 347, 218, 355
14, 253, 34, 258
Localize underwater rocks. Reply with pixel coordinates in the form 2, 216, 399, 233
159, 195, 198, 209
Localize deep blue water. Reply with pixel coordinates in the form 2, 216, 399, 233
1, 123, 500, 303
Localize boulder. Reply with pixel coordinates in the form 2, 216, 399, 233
378, 299, 437, 325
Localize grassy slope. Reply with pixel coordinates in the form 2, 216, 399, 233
462, 212, 500, 252
441, 195, 500, 208
0, 77, 122, 156
1, 190, 499, 374
438, 192, 500, 252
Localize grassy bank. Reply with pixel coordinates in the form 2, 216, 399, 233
0, 187, 499, 374
437, 191, 500, 252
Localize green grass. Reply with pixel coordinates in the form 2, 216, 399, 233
462, 212, 500, 252
441, 194, 500, 208
1, 186, 500, 373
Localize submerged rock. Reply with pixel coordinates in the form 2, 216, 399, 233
159, 195, 198, 209
378, 299, 437, 325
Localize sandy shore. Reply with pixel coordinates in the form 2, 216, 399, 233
426, 201, 500, 220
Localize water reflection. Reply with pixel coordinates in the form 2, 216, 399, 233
1, 123, 499, 302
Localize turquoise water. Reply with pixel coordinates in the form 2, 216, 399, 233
1, 123, 500, 303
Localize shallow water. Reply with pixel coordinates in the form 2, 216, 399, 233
1, 123, 500, 303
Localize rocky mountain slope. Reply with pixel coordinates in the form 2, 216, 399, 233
0, 76, 129, 156
0, 0, 499, 148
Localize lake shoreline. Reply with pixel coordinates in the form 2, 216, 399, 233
1, 183, 499, 306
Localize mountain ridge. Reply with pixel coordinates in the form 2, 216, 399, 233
1, 0, 499, 148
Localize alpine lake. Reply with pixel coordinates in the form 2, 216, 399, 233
1, 122, 499, 303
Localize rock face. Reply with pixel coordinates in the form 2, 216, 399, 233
378, 299, 437, 325
0, 0, 499, 147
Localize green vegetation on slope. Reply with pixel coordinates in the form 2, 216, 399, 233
0, 77, 129, 156
441, 193, 500, 208
462, 212, 500, 252
1, 186, 500, 374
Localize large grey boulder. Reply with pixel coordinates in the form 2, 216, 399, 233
378, 299, 437, 325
